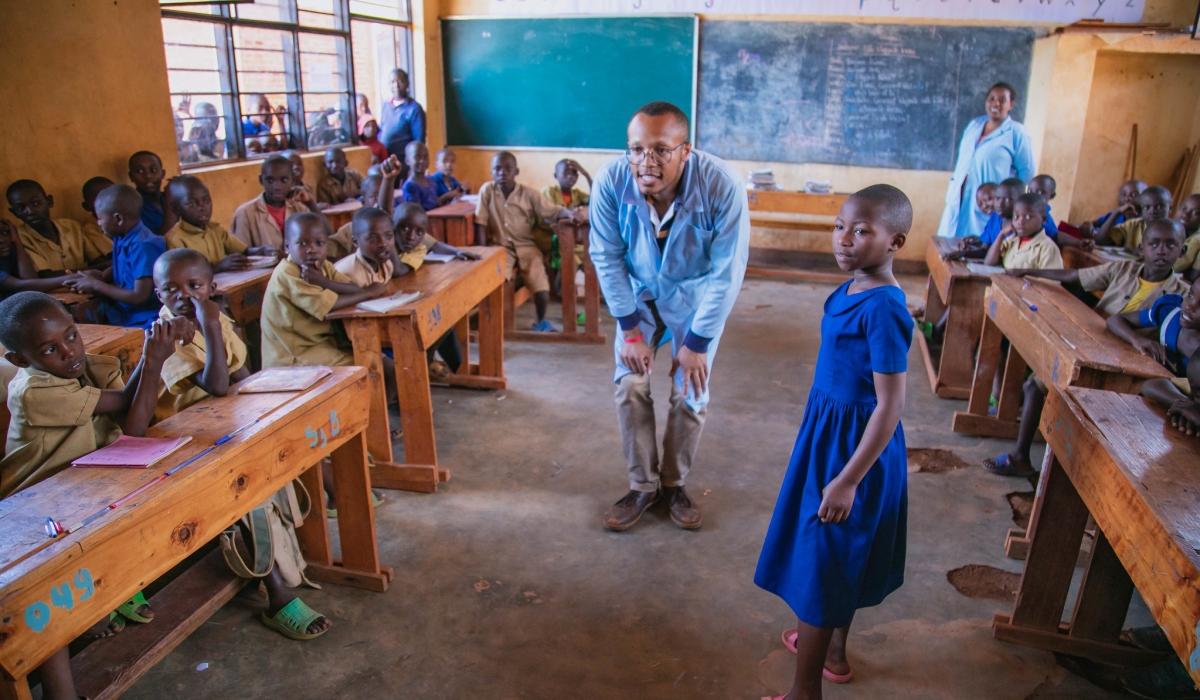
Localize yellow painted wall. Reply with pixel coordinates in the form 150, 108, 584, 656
0, 0, 178, 224
1072, 50, 1200, 221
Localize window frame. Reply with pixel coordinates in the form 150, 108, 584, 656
162, 0, 413, 168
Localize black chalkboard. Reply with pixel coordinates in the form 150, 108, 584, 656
696, 22, 1035, 171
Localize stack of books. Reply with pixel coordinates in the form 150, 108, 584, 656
747, 170, 779, 191
804, 180, 833, 194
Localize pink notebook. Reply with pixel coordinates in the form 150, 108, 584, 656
72, 436, 193, 469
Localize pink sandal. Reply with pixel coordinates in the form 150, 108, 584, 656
781, 628, 854, 684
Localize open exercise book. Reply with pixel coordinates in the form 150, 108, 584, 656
237, 366, 333, 393
73, 435, 193, 468
423, 252, 457, 264
245, 255, 279, 269
357, 291, 421, 313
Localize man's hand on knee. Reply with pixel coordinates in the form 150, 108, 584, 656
620, 327, 653, 374
671, 346, 708, 399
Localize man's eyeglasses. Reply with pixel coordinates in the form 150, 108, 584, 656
625, 142, 689, 165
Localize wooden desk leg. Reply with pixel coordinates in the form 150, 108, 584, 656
295, 461, 334, 567
346, 319, 393, 464
936, 280, 986, 400
1069, 528, 1134, 642
918, 277, 948, 396
952, 315, 1014, 436
995, 348, 1028, 423
305, 431, 392, 592
366, 316, 443, 493
503, 281, 516, 334
583, 253, 602, 340
560, 235, 578, 335
478, 283, 505, 380
0, 677, 32, 700
454, 315, 470, 376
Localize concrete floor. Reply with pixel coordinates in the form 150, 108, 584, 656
122, 276, 1152, 699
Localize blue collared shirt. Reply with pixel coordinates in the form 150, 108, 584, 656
589, 149, 750, 359
431, 172, 462, 198
380, 98, 426, 159
108, 222, 165, 328
979, 208, 1059, 246
139, 192, 166, 233
938, 116, 1036, 239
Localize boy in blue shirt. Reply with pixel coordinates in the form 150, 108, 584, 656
129, 151, 175, 235
64, 185, 165, 328
430, 148, 468, 200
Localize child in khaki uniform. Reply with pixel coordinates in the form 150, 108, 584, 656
231, 156, 322, 250
328, 155, 401, 260
165, 176, 280, 272
316, 146, 364, 205
6, 179, 112, 274
0, 291, 184, 700
984, 192, 1062, 271
1096, 185, 1173, 253
81, 176, 115, 243
989, 218, 1190, 478
152, 248, 332, 641
474, 151, 575, 332
1171, 194, 1200, 281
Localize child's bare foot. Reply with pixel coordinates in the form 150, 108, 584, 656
84, 611, 124, 640
982, 452, 1036, 477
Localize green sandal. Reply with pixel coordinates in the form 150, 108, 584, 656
117, 591, 153, 624
326, 491, 385, 519
261, 598, 330, 641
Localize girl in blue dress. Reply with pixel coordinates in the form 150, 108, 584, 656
755, 185, 914, 700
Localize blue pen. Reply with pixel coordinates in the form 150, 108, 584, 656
1019, 296, 1038, 312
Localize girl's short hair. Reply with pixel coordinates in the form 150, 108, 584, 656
988, 82, 1017, 103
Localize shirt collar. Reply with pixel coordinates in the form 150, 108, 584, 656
177, 219, 208, 236
619, 155, 704, 215
391, 97, 409, 107
647, 200, 677, 234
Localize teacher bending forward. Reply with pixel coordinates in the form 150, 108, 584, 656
589, 101, 750, 532
937, 82, 1035, 239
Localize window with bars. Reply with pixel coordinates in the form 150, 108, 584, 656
161, 0, 412, 167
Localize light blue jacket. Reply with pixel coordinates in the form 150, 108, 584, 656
589, 149, 750, 410
938, 115, 1036, 239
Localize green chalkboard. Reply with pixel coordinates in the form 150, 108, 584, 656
441, 16, 697, 150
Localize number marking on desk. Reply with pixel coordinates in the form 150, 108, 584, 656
989, 300, 997, 317
425, 303, 442, 332
305, 410, 340, 449
1190, 621, 1200, 671
23, 568, 95, 633
1051, 355, 1060, 384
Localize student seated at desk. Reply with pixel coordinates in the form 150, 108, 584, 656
1106, 272, 1200, 437
431, 147, 469, 200
315, 146, 363, 206
975, 182, 997, 218
165, 176, 279, 272
128, 151, 176, 235
1026, 174, 1085, 250
6, 179, 112, 276
983, 193, 1062, 271
391, 202, 478, 379
401, 142, 456, 210
328, 156, 402, 261
475, 151, 577, 332
1094, 185, 1172, 252
1171, 194, 1200, 282
64, 185, 166, 329
282, 149, 318, 204
945, 179, 1022, 261
0, 291, 186, 700
987, 218, 1190, 477
81, 176, 115, 242
152, 249, 333, 639
535, 158, 591, 274
1085, 179, 1146, 233
231, 156, 317, 250
0, 219, 92, 297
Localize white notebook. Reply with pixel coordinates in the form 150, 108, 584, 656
357, 291, 421, 313
967, 263, 1006, 275
423, 252, 456, 264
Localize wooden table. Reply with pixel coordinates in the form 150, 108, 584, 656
50, 290, 104, 325
917, 237, 993, 399
213, 267, 275, 328
78, 325, 143, 379
426, 200, 480, 248
0, 367, 388, 700
504, 221, 606, 345
1062, 245, 1138, 271
952, 274, 1172, 440
323, 199, 362, 233
994, 386, 1200, 679
328, 247, 506, 493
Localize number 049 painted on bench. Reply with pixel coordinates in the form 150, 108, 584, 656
24, 568, 95, 633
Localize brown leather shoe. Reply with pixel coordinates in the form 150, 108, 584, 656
603, 490, 659, 532
663, 486, 702, 530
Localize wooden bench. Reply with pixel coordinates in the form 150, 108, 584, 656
994, 386, 1200, 679
504, 221, 606, 345
328, 247, 506, 493
426, 200, 480, 248
0, 366, 387, 700
746, 190, 847, 233
213, 267, 275, 329
77, 325, 143, 379
952, 274, 1171, 440
323, 199, 363, 233
917, 237, 992, 399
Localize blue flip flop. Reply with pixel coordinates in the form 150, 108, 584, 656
983, 453, 1036, 477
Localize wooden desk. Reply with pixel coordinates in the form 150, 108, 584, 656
328, 247, 506, 493
426, 200, 480, 248
952, 275, 1172, 440
323, 199, 362, 233
0, 367, 388, 699
504, 221, 606, 345
78, 325, 143, 379
916, 237, 992, 399
1062, 246, 1104, 270
213, 267, 275, 328
51, 290, 104, 325
994, 387, 1200, 678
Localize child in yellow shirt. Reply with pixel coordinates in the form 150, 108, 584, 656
165, 176, 280, 271
983, 192, 1062, 271
81, 176, 115, 243
5, 179, 111, 275
1096, 185, 1172, 252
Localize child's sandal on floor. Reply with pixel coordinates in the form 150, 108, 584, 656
117, 591, 153, 623
261, 598, 330, 641
781, 628, 854, 684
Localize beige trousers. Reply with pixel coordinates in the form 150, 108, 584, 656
615, 372, 707, 493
